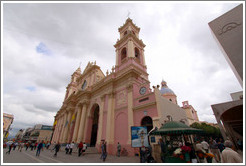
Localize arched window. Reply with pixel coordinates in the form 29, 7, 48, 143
169, 99, 172, 102
124, 31, 127, 36
121, 48, 127, 61
167, 115, 173, 121
135, 48, 140, 60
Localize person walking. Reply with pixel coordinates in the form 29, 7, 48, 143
65, 143, 70, 154
209, 139, 221, 162
102, 141, 107, 161
6, 143, 14, 154
218, 139, 225, 153
117, 142, 121, 157
221, 140, 242, 163
53, 142, 61, 157
159, 138, 167, 162
78, 141, 83, 157
36, 141, 44, 156
82, 142, 87, 156
201, 138, 209, 153
100, 140, 104, 159
19, 142, 24, 152
69, 142, 75, 155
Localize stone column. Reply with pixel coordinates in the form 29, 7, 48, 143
63, 110, 72, 143
106, 92, 115, 144
97, 95, 105, 144
142, 49, 146, 66
77, 103, 88, 142
72, 104, 82, 143
127, 84, 134, 144
127, 40, 134, 58
59, 113, 67, 143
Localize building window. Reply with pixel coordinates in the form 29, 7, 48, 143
82, 80, 87, 90
169, 99, 172, 102
124, 31, 127, 36
121, 48, 127, 61
167, 115, 173, 121
135, 48, 140, 60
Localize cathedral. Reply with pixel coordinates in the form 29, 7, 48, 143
51, 18, 189, 156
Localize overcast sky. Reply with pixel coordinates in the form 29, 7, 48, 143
2, 2, 243, 137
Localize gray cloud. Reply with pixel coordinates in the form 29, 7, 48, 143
3, 2, 242, 137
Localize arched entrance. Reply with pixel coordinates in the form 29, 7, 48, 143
141, 116, 153, 133
90, 104, 99, 147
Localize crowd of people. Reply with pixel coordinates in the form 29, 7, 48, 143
158, 136, 243, 163
4, 137, 243, 163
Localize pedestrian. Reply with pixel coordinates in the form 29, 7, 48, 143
102, 141, 107, 161
209, 139, 221, 162
158, 138, 167, 162
30, 142, 34, 151
82, 142, 87, 156
65, 143, 70, 154
6, 143, 13, 154
53, 142, 61, 157
100, 140, 104, 159
46, 142, 51, 149
36, 141, 44, 156
25, 142, 29, 151
201, 138, 209, 153
117, 142, 121, 157
69, 141, 75, 155
34, 142, 38, 150
218, 139, 225, 153
19, 142, 24, 152
78, 141, 83, 157
221, 140, 242, 163
195, 140, 206, 163
13, 142, 18, 150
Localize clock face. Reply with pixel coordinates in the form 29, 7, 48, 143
139, 87, 147, 95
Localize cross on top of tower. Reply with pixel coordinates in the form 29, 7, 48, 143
127, 11, 131, 18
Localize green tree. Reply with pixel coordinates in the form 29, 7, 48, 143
190, 122, 222, 138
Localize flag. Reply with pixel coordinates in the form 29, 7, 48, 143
53, 120, 57, 126
71, 114, 75, 121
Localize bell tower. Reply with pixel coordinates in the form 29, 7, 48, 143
114, 18, 147, 73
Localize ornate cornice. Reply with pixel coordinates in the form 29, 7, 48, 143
133, 101, 156, 111
114, 33, 145, 48
118, 18, 140, 33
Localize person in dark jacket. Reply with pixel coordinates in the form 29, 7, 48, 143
53, 142, 61, 157
36, 141, 44, 156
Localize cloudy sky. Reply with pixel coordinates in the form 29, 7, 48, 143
2, 2, 243, 137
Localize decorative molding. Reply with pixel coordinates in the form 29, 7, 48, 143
117, 90, 127, 106
133, 101, 156, 111
218, 22, 241, 35
115, 105, 128, 112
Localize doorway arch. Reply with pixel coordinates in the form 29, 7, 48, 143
141, 116, 153, 133
90, 104, 100, 147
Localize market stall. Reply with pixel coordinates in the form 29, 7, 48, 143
150, 121, 204, 163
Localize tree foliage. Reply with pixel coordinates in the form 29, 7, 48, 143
190, 122, 221, 138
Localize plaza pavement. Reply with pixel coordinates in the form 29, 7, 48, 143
3, 148, 140, 163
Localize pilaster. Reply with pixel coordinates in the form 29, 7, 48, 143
77, 102, 88, 142
72, 104, 82, 143
127, 84, 134, 144
97, 95, 105, 144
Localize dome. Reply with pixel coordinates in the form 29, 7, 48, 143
160, 80, 175, 95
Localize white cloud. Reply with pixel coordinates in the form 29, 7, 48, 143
2, 2, 242, 137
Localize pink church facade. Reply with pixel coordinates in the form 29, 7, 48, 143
51, 18, 188, 156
